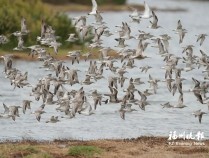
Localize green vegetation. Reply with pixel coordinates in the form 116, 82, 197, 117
0, 144, 103, 158
0, 0, 76, 51
68, 145, 103, 157
0, 144, 53, 158
21, 146, 39, 154
24, 152, 53, 158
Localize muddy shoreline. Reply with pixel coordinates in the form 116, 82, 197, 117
1, 137, 208, 158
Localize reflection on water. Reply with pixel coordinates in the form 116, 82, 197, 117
0, 0, 209, 141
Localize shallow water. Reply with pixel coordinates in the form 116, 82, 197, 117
0, 0, 209, 141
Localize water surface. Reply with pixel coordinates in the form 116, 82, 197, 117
0, 0, 209, 141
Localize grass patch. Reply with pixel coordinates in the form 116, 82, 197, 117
24, 152, 53, 158
68, 145, 102, 157
0, 144, 54, 158
21, 146, 39, 154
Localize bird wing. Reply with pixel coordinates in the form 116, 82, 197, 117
178, 93, 184, 104
138, 91, 147, 101
198, 115, 202, 124
3, 103, 9, 114
152, 11, 158, 24
177, 20, 182, 30
119, 109, 125, 120
143, 2, 151, 17
91, 0, 98, 12
35, 112, 41, 122
149, 74, 153, 80
193, 90, 203, 104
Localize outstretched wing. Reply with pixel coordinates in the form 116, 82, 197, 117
91, 0, 98, 12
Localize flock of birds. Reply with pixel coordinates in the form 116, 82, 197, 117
0, 0, 209, 126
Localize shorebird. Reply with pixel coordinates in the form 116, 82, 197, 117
13, 35, 25, 51
46, 116, 60, 123
73, 16, 87, 27
192, 78, 204, 104
79, 25, 92, 41
165, 78, 175, 92
0, 35, 9, 44
115, 38, 128, 48
174, 93, 187, 108
0, 103, 11, 119
173, 20, 187, 44
140, 1, 152, 19
148, 11, 161, 29
0, 54, 13, 72
119, 107, 126, 120
8, 104, 22, 121
103, 30, 113, 37
161, 102, 174, 108
143, 89, 153, 96
135, 91, 150, 111
129, 6, 140, 23
2, 103, 21, 121
82, 52, 92, 61
148, 74, 160, 94
81, 75, 94, 85
22, 100, 32, 114
152, 38, 167, 55
131, 78, 145, 85
88, 0, 98, 15
90, 90, 102, 110
100, 47, 111, 60
67, 50, 81, 65
65, 69, 79, 86
93, 11, 105, 25
104, 86, 119, 103
79, 98, 95, 116
62, 109, 74, 119
31, 104, 46, 122
66, 33, 78, 42
140, 65, 152, 73
21, 17, 29, 34
160, 34, 171, 53
123, 104, 137, 112
196, 34, 207, 46
192, 109, 207, 124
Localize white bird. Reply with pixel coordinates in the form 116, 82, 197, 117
66, 33, 78, 42
140, 1, 152, 19
129, 7, 140, 23
79, 97, 95, 116
49, 41, 61, 54
21, 17, 29, 34
13, 36, 25, 51
88, 0, 98, 15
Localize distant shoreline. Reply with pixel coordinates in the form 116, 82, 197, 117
0, 50, 121, 61
0, 3, 187, 61
45, 3, 187, 13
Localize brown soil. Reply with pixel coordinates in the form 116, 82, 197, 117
1, 137, 209, 158
1, 50, 122, 61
